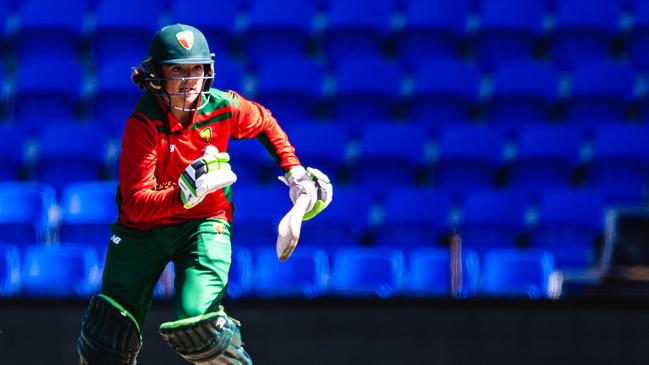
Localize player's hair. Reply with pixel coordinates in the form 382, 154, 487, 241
131, 67, 147, 90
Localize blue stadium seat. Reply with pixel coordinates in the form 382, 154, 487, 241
0, 244, 20, 297
308, 0, 327, 11
0, 2, 7, 39
329, 247, 405, 298
374, 188, 453, 248
254, 56, 324, 121
59, 181, 117, 261
409, 59, 481, 123
474, 0, 545, 70
530, 189, 606, 268
0, 65, 4, 103
298, 187, 372, 249
227, 245, 253, 299
459, 190, 528, 256
14, 0, 86, 61
14, 56, 83, 120
0, 182, 56, 245
433, 125, 504, 197
231, 184, 288, 247
93, 0, 161, 67
244, 0, 316, 65
544, 0, 626, 11
213, 56, 244, 92
21, 243, 99, 298
406, 247, 480, 298
643, 98, 649, 125
398, 0, 469, 71
566, 62, 635, 125
154, 262, 175, 299
407, 117, 458, 141
488, 61, 560, 131
479, 248, 555, 299
323, 0, 394, 67
169, 0, 237, 57
353, 123, 426, 195
35, 123, 108, 192
253, 246, 329, 298
587, 124, 649, 204
283, 122, 348, 180
0, 125, 26, 181
509, 124, 582, 199
550, 0, 621, 70
630, 0, 649, 71
93, 56, 142, 136
331, 56, 402, 127
227, 139, 277, 184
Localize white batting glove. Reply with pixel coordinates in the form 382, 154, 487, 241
179, 147, 237, 209
279, 166, 333, 221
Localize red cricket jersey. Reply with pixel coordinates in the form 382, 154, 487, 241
116, 89, 301, 230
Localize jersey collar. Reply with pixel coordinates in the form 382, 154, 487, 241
156, 96, 200, 132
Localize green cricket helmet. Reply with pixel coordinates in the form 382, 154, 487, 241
140, 24, 215, 111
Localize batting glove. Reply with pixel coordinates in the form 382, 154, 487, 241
279, 166, 333, 221
179, 148, 237, 209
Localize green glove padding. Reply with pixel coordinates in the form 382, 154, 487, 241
179, 148, 237, 209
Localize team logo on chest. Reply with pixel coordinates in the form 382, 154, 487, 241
200, 128, 212, 144
176, 30, 194, 50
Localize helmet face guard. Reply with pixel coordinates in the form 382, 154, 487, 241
141, 56, 215, 111
140, 24, 216, 112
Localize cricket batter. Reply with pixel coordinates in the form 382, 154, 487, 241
76, 24, 332, 365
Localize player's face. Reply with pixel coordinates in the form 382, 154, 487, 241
161, 64, 205, 108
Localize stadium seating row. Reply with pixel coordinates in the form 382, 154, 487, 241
0, 242, 559, 300
212, 245, 559, 299
291, 187, 607, 269
1, 122, 647, 204
1, 0, 649, 71
1, 57, 648, 128
0, 181, 610, 271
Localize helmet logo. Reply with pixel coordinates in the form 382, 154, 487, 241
200, 128, 212, 144
176, 30, 194, 50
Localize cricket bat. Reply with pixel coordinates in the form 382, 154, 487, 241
276, 193, 310, 262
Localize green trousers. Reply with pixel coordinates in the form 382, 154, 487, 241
101, 218, 232, 329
